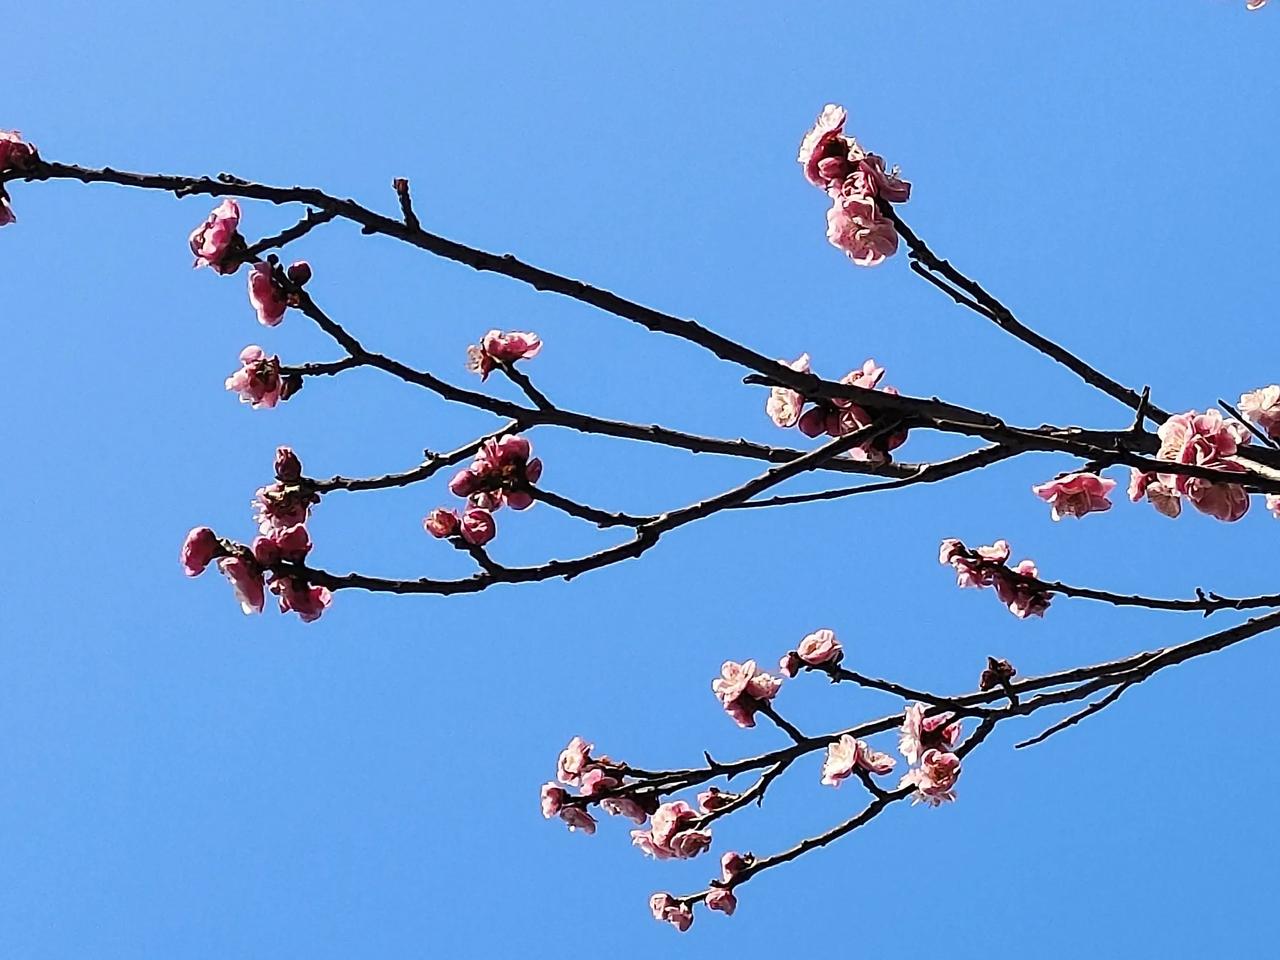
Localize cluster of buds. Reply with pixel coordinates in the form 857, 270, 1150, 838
248, 257, 312, 327
797, 104, 911, 267
0, 130, 38, 226
425, 434, 544, 551
465, 329, 542, 380
765, 354, 909, 462
939, 538, 1052, 619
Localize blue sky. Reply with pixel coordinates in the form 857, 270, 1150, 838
3, 2, 1278, 956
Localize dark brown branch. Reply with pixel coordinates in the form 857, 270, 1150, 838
530, 487, 650, 528
242, 207, 337, 258
1014, 682, 1134, 749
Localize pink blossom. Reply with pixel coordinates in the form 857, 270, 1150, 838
248, 262, 289, 326
798, 104, 855, 189
632, 801, 712, 860
940, 538, 1010, 589
899, 704, 962, 766
1032, 472, 1117, 521
1268, 494, 1280, 519
251, 524, 312, 566
821, 735, 860, 787
226, 346, 284, 409
1149, 409, 1252, 522
706, 888, 737, 916
711, 659, 782, 728
1239, 386, 1280, 439
1183, 474, 1250, 523
459, 507, 496, 546
602, 796, 650, 824
270, 576, 332, 622
650, 893, 693, 932
1128, 469, 1182, 518
560, 807, 597, 835
1247, 0, 1267, 10
854, 154, 911, 203
254, 481, 317, 536
216, 556, 265, 615
765, 354, 812, 428
189, 199, 242, 274
0, 130, 37, 173
274, 447, 303, 483
424, 508, 461, 539
721, 851, 751, 881
180, 526, 221, 577
901, 749, 962, 806
825, 193, 898, 267
798, 629, 842, 668
448, 435, 542, 511
697, 787, 737, 812
995, 560, 1052, 619
466, 330, 543, 380
0, 197, 15, 227
557, 736, 593, 786
579, 766, 620, 797
541, 782, 567, 819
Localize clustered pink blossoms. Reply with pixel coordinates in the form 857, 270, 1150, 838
631, 801, 713, 861
711, 659, 783, 728
798, 104, 911, 267
1238, 386, 1280, 441
424, 434, 543, 550
765, 355, 909, 462
465, 329, 542, 380
779, 628, 843, 678
226, 345, 291, 409
542, 737, 657, 837
939, 538, 1052, 619
821, 734, 896, 787
189, 199, 243, 274
181, 447, 331, 621
423, 506, 496, 547
1031, 471, 1116, 521
900, 748, 963, 806
1129, 409, 1252, 522
898, 704, 963, 805
248, 259, 311, 327
0, 130, 37, 226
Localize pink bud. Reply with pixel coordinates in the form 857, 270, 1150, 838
274, 446, 303, 483
424, 507, 461, 539
286, 260, 312, 285
460, 507, 496, 546
180, 526, 221, 577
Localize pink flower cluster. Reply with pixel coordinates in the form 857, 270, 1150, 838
798, 105, 911, 267
248, 260, 311, 327
182, 448, 331, 621
466, 330, 542, 380
226, 346, 289, 409
426, 435, 544, 550
821, 734, 896, 787
423, 506, 496, 547
1238, 386, 1280, 440
650, 850, 748, 931
1130, 409, 1251, 522
765, 355, 908, 462
898, 704, 963, 806
541, 737, 656, 836
939, 538, 1051, 619
779, 628, 843, 678
631, 801, 713, 860
712, 660, 783, 727
189, 199, 243, 274
1031, 471, 1116, 521
0, 130, 37, 227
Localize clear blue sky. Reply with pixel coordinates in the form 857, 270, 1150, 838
3, 2, 1278, 956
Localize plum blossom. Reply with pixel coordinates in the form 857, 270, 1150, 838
765, 354, 812, 428
274, 446, 303, 483
248, 262, 289, 326
557, 736, 593, 786
821, 734, 897, 787
780, 628, 843, 677
650, 893, 693, 932
1128, 469, 1181, 519
0, 196, 15, 227
1268, 494, 1280, 519
900, 749, 962, 807
939, 538, 1008, 588
1238, 386, 1280, 439
216, 556, 265, 615
939, 538, 1051, 618
466, 330, 542, 380
602, 796, 651, 824
541, 782, 568, 819
1031, 472, 1116, 521
706, 888, 737, 916
448, 435, 542, 511
424, 508, 461, 539
0, 130, 37, 173
995, 559, 1052, 619
825, 191, 899, 267
180, 526, 222, 577
251, 523, 312, 566
560, 807, 597, 835
226, 346, 284, 409
899, 704, 962, 766
979, 657, 1017, 692
269, 576, 332, 622
698, 787, 737, 812
631, 801, 712, 860
798, 104, 855, 189
1247, 0, 1267, 9
721, 851, 752, 882
711, 659, 783, 728
189, 199, 243, 274
254, 480, 318, 537
1146, 409, 1251, 522
460, 507, 496, 546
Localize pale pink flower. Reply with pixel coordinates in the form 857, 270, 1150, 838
712, 659, 782, 728
189, 199, 242, 274
765, 354, 811, 428
557, 737, 593, 786
1128, 470, 1182, 518
995, 559, 1052, 619
270, 576, 332, 622
226, 346, 284, 409
541, 782, 567, 819
251, 523, 312, 566
901, 749, 962, 806
631, 801, 712, 860
180, 526, 221, 577
854, 154, 911, 203
560, 807, 597, 835
797, 628, 842, 667
721, 851, 751, 882
650, 893, 694, 932
940, 538, 1011, 589
798, 104, 855, 189
579, 766, 620, 797
254, 481, 317, 536
856, 740, 897, 775
0, 130, 37, 172
1268, 494, 1280, 519
825, 194, 898, 267
1032, 471, 1117, 521
466, 330, 542, 380
459, 507, 496, 546
821, 735, 860, 787
698, 787, 736, 812
899, 704, 962, 765
248, 262, 289, 326
448, 435, 542, 510
1183, 474, 1250, 523
1238, 386, 1280, 439
423, 508, 461, 539
216, 556, 265, 615
706, 888, 737, 916
602, 796, 650, 824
